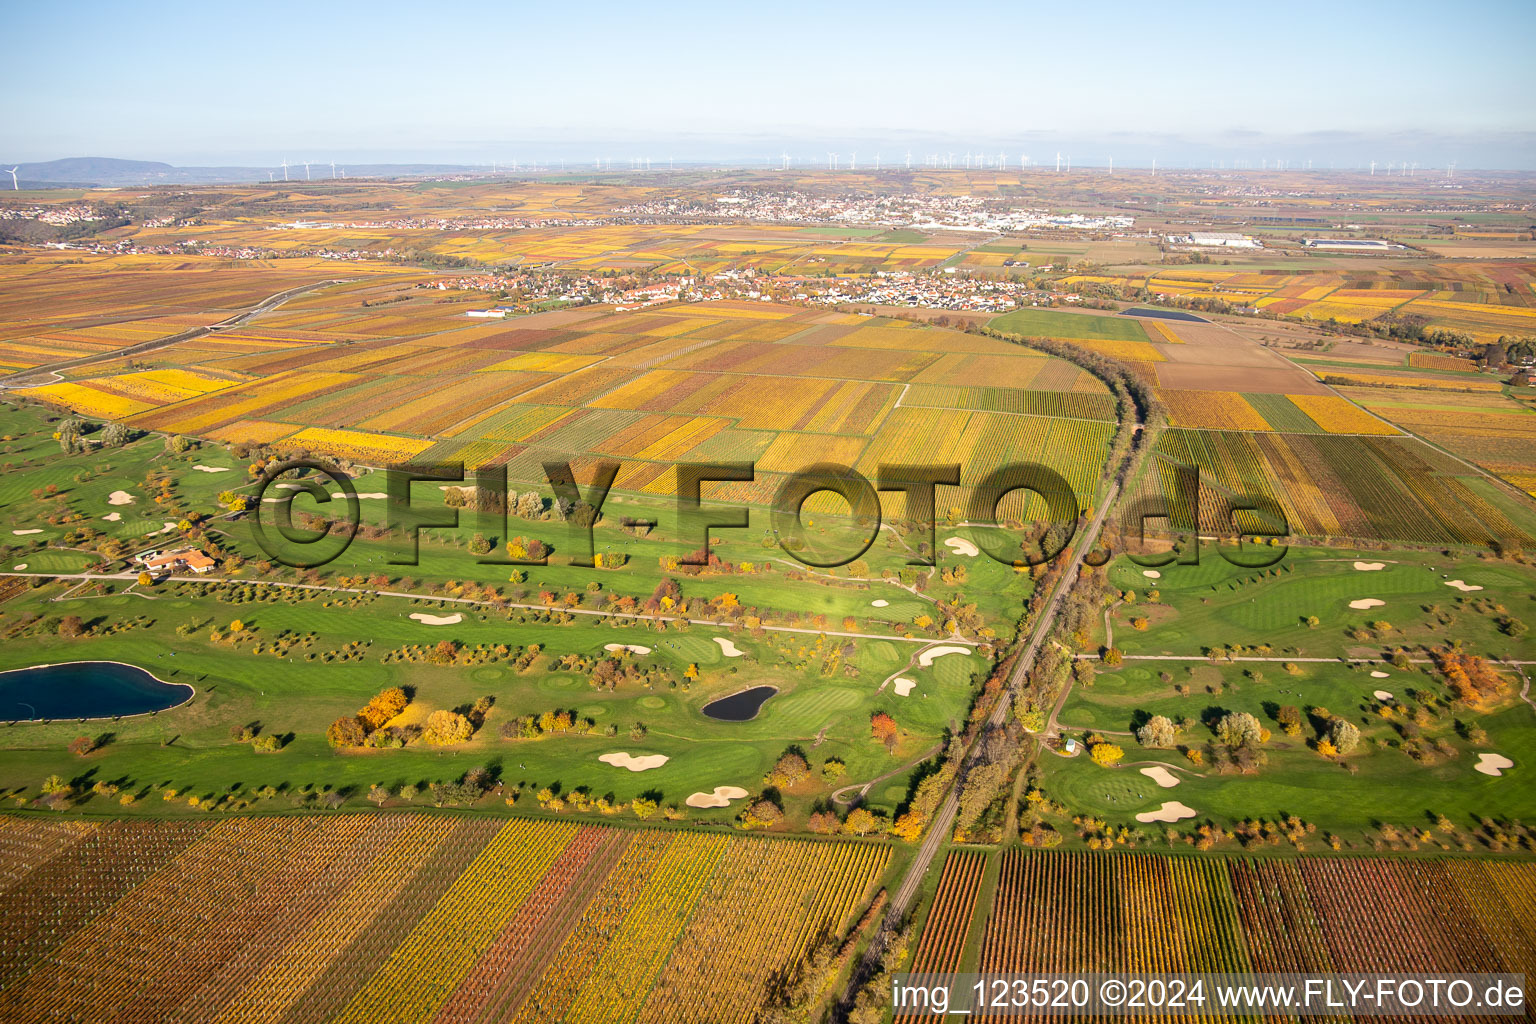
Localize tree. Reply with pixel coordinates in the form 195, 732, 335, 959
764, 750, 810, 789
890, 809, 926, 842
739, 798, 783, 830
137, 572, 154, 587
358, 687, 408, 730
1090, 743, 1124, 767
870, 711, 899, 749
514, 491, 544, 519
1101, 647, 1123, 666
368, 784, 390, 807
820, 758, 846, 781
630, 796, 658, 819
101, 422, 133, 446
423, 710, 474, 746
1135, 714, 1177, 748
1216, 711, 1264, 749
1277, 705, 1303, 737
807, 810, 840, 834
843, 807, 879, 836
1327, 718, 1361, 754
67, 735, 96, 757
58, 615, 85, 639
326, 716, 367, 748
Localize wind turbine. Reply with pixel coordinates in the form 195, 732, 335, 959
303, 161, 311, 181
781, 151, 790, 170
1055, 152, 1061, 172
267, 171, 274, 182
1369, 160, 1376, 176
850, 151, 856, 171
281, 160, 289, 181
6, 166, 19, 190
330, 161, 336, 179
905, 151, 912, 170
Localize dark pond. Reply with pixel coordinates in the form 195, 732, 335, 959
1118, 307, 1210, 323
701, 685, 778, 722
0, 662, 194, 721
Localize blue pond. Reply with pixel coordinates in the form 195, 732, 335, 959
1119, 307, 1210, 323
701, 685, 778, 722
0, 662, 193, 721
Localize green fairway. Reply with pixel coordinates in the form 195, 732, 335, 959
989, 307, 1153, 343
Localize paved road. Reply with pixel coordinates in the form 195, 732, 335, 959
854, 474, 1128, 992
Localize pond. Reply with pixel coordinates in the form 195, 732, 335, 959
700, 685, 778, 722
0, 661, 194, 721
1118, 306, 1210, 323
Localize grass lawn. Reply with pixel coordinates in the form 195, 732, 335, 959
989, 307, 1152, 343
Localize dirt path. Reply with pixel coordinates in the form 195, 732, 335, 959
830, 744, 940, 808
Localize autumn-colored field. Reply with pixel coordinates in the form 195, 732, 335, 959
19, 297, 1116, 509
1149, 427, 1531, 547
0, 814, 888, 1024
976, 851, 1536, 1023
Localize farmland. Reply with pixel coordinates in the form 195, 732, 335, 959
14, 297, 1114, 512
971, 851, 1536, 1018
0, 814, 890, 1024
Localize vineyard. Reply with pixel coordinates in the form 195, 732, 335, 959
0, 814, 889, 1024
1149, 428, 1533, 548
17, 297, 1116, 510
970, 851, 1536, 1023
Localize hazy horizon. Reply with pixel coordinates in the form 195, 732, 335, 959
8, 0, 1536, 170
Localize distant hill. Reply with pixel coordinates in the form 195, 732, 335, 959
0, 156, 482, 188
9, 157, 180, 186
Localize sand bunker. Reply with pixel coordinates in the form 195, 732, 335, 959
944, 537, 980, 557
713, 637, 744, 657
1445, 580, 1483, 592
191, 465, 229, 473
604, 643, 652, 655
1140, 766, 1180, 788
918, 645, 968, 667
893, 678, 916, 696
11, 529, 41, 536
686, 785, 750, 808
101, 512, 121, 522
1475, 753, 1514, 777
598, 751, 669, 772
1370, 670, 1390, 679
1136, 801, 1198, 824
1142, 570, 1162, 579
107, 491, 134, 506
1373, 690, 1394, 701
871, 599, 889, 608
12, 564, 27, 571
409, 612, 463, 626
1354, 561, 1386, 571
1349, 598, 1385, 610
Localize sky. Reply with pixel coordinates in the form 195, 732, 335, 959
8, 0, 1536, 167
